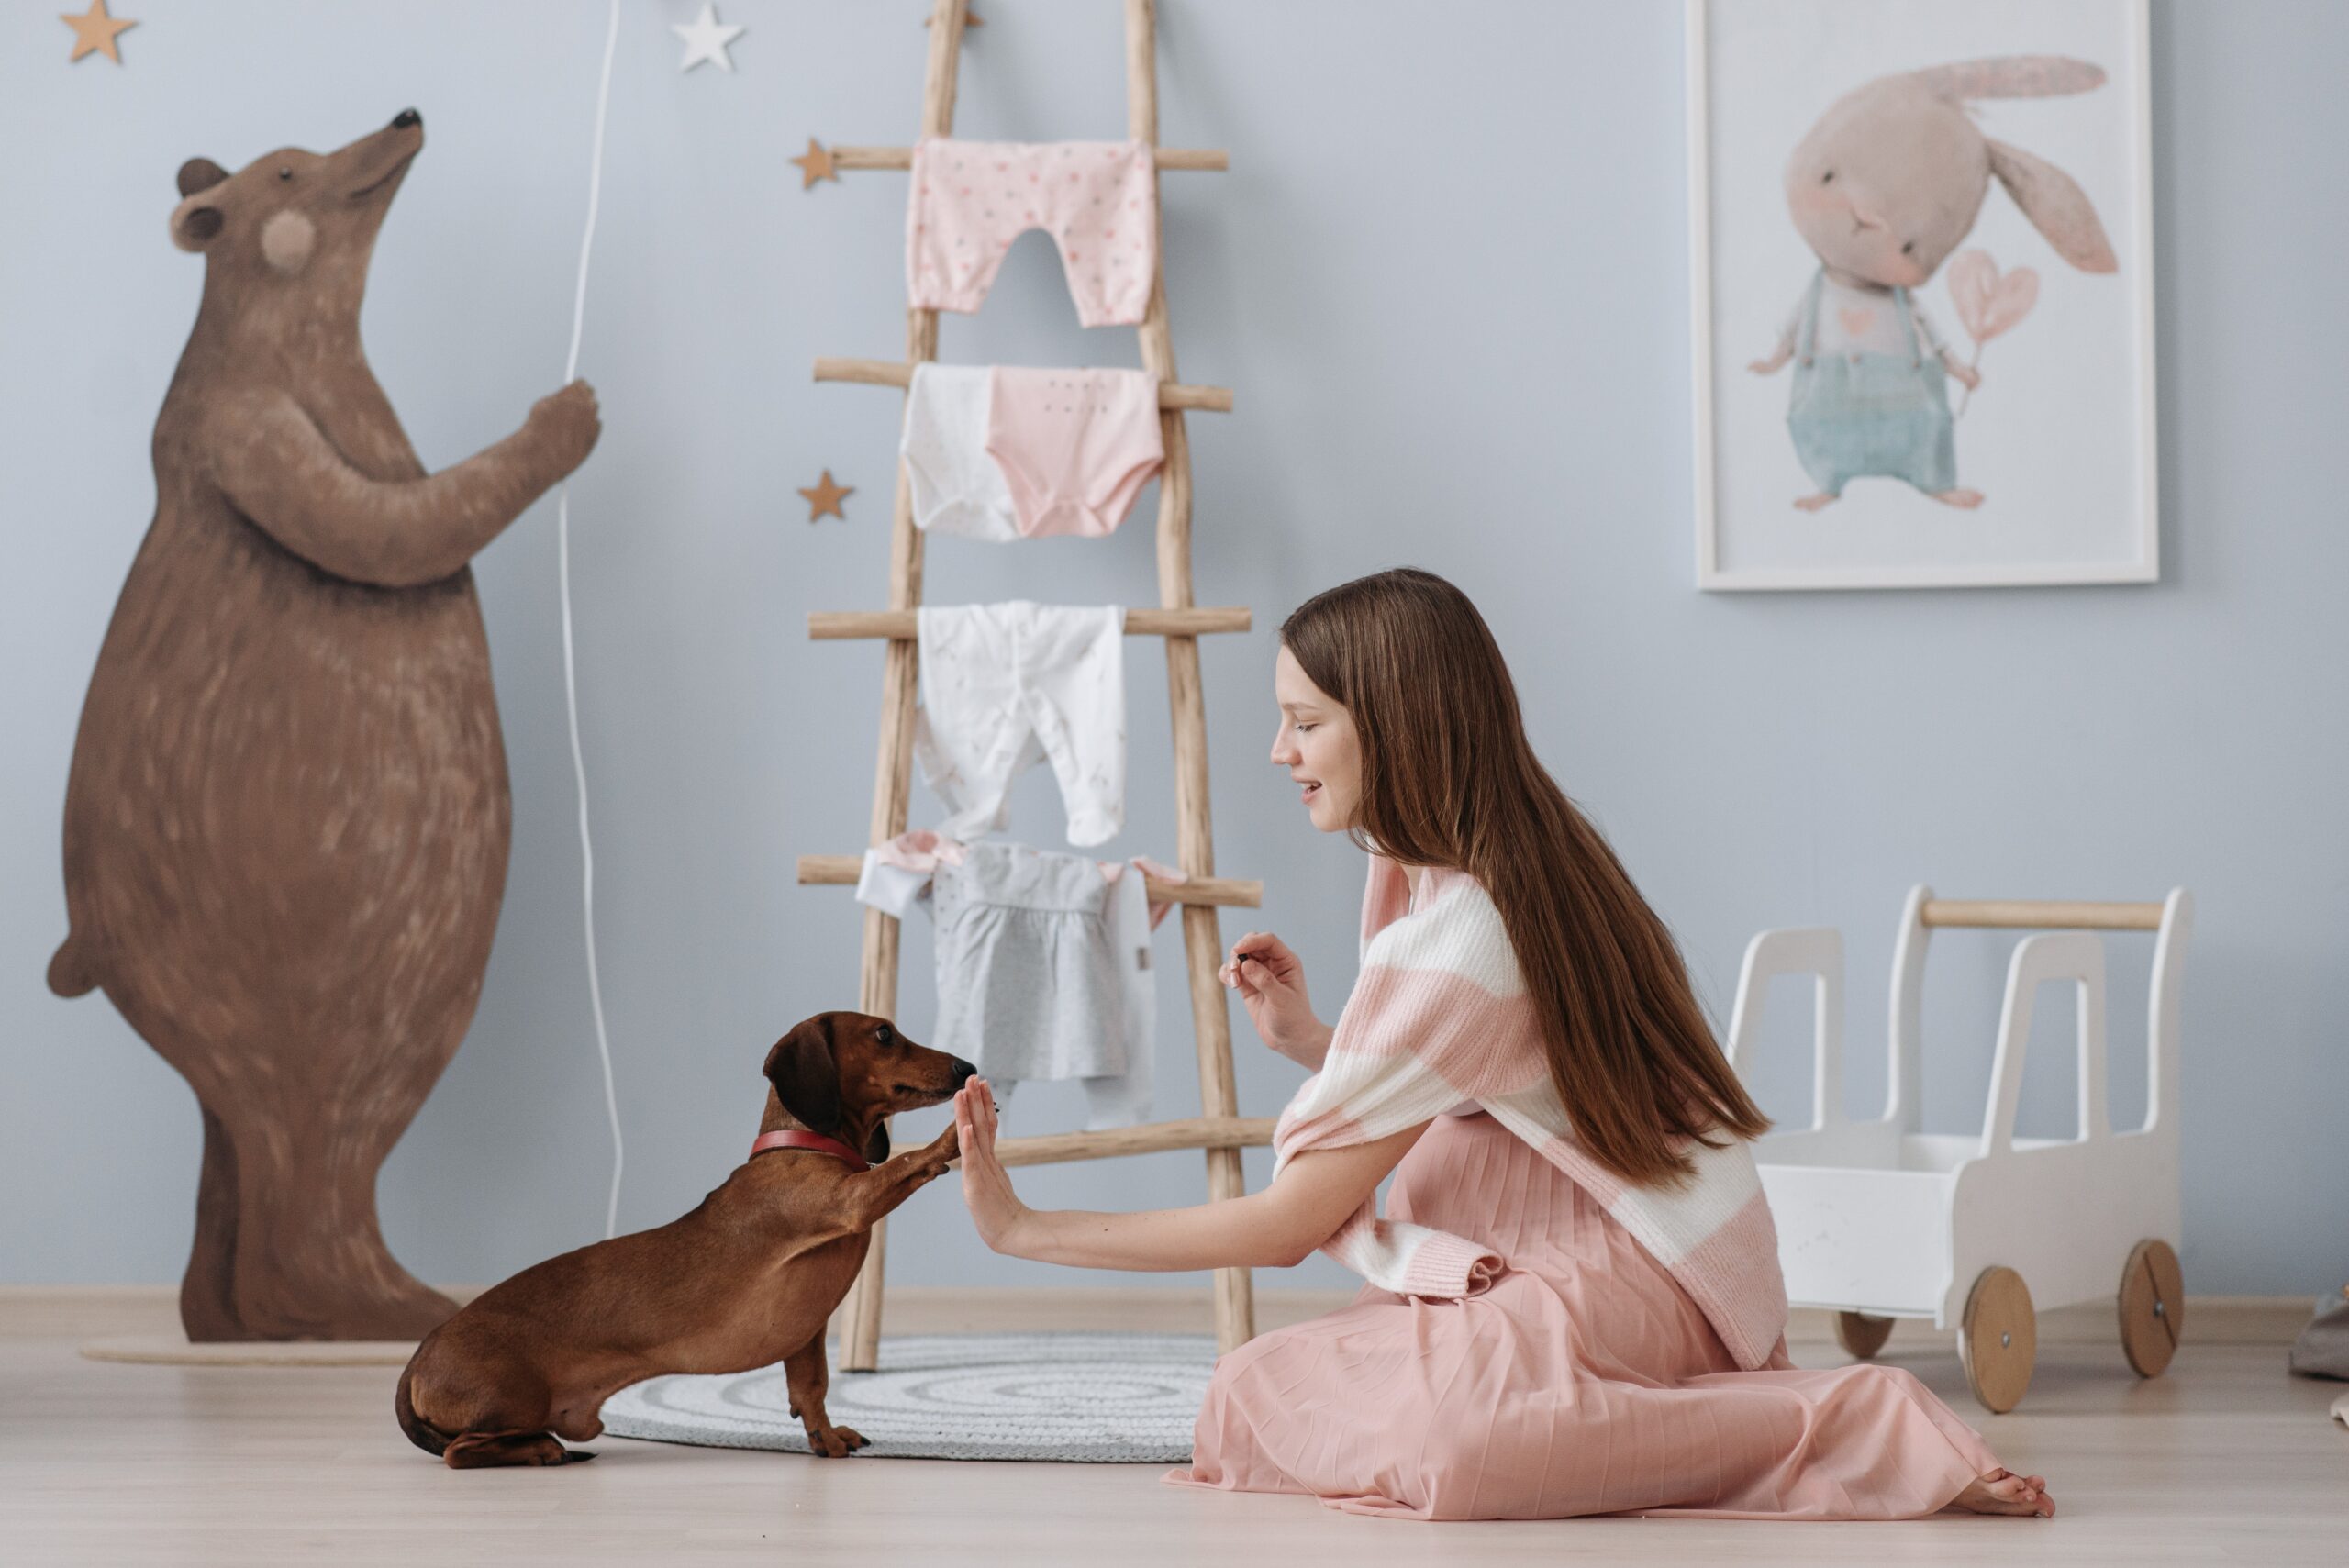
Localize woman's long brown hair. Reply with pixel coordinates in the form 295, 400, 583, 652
1283, 567, 1769, 1186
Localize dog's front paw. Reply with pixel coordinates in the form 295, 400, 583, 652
806, 1423, 868, 1458
919, 1123, 962, 1172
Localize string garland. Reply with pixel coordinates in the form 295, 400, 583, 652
555, 0, 625, 1240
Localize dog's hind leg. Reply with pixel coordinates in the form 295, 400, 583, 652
441, 1431, 595, 1468
785, 1336, 866, 1458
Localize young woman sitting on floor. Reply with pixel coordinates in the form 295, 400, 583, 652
948, 565, 2052, 1522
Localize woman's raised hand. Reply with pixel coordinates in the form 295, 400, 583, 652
1219, 930, 1332, 1070
952, 1077, 1031, 1254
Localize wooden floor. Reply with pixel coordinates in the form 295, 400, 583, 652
6, 1286, 2343, 1565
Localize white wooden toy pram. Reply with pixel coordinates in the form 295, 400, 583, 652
1725, 886, 2193, 1412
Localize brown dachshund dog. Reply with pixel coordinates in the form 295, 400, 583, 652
395, 1012, 974, 1466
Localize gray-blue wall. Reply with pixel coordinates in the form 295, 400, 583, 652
4, 1, 2341, 1301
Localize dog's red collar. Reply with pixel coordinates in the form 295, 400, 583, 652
749, 1128, 870, 1173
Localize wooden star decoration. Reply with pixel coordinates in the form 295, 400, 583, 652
798, 470, 853, 521
790, 139, 839, 191
61, 0, 136, 64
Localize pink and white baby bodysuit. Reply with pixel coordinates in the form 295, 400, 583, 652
901, 365, 1163, 541
907, 139, 1157, 328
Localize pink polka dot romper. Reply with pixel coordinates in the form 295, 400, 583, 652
907, 139, 1158, 328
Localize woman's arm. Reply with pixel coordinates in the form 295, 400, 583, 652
1271, 1021, 1335, 1074
952, 1077, 1428, 1272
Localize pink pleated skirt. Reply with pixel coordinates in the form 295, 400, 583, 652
1164, 1110, 2005, 1520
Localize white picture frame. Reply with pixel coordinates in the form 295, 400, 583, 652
1687, 0, 2158, 591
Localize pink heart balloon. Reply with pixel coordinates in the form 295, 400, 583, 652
1947, 250, 2040, 344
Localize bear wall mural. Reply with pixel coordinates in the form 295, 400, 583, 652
49, 109, 601, 1340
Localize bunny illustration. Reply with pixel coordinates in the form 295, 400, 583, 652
1746, 57, 2118, 511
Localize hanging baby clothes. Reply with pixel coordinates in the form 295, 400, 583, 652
857, 832, 1187, 1130
907, 139, 1157, 328
902, 366, 1163, 542
987, 367, 1163, 538
914, 602, 1125, 848
901, 364, 1021, 541
858, 830, 1188, 929
853, 828, 968, 918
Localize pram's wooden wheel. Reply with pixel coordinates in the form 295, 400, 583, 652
2118, 1238, 2184, 1377
1833, 1311, 1895, 1360
1959, 1266, 2036, 1413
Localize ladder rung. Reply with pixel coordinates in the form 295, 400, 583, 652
996, 1115, 1276, 1169
798, 855, 1261, 908
1921, 899, 2165, 932
814, 356, 1232, 413
832, 144, 1227, 172
812, 606, 1249, 639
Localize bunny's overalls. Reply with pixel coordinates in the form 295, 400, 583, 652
1787, 269, 1956, 496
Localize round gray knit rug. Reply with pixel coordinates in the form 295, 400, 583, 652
598, 1332, 1218, 1462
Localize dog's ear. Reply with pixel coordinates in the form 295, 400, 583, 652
863, 1119, 891, 1165
763, 1016, 843, 1135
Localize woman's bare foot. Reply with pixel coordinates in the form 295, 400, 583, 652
1952, 1467, 2054, 1518
1930, 488, 1986, 508
1793, 491, 1841, 512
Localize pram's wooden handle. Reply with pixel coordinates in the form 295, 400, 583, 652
1922, 899, 2164, 931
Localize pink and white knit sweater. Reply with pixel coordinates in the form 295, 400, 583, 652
1272, 856, 1788, 1370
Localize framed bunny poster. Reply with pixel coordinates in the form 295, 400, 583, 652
1687, 0, 2157, 591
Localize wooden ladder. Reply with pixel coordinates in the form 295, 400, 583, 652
797, 0, 1274, 1373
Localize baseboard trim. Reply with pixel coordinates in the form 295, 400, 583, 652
78, 1335, 421, 1366
5, 1284, 2320, 1352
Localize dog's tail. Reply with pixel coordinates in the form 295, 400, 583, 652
395, 1360, 451, 1459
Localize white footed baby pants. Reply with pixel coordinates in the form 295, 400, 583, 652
914, 602, 1125, 848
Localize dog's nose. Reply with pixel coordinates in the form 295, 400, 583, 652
952, 1059, 978, 1087
392, 108, 422, 129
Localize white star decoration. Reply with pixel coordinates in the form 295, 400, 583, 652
673, 3, 745, 73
